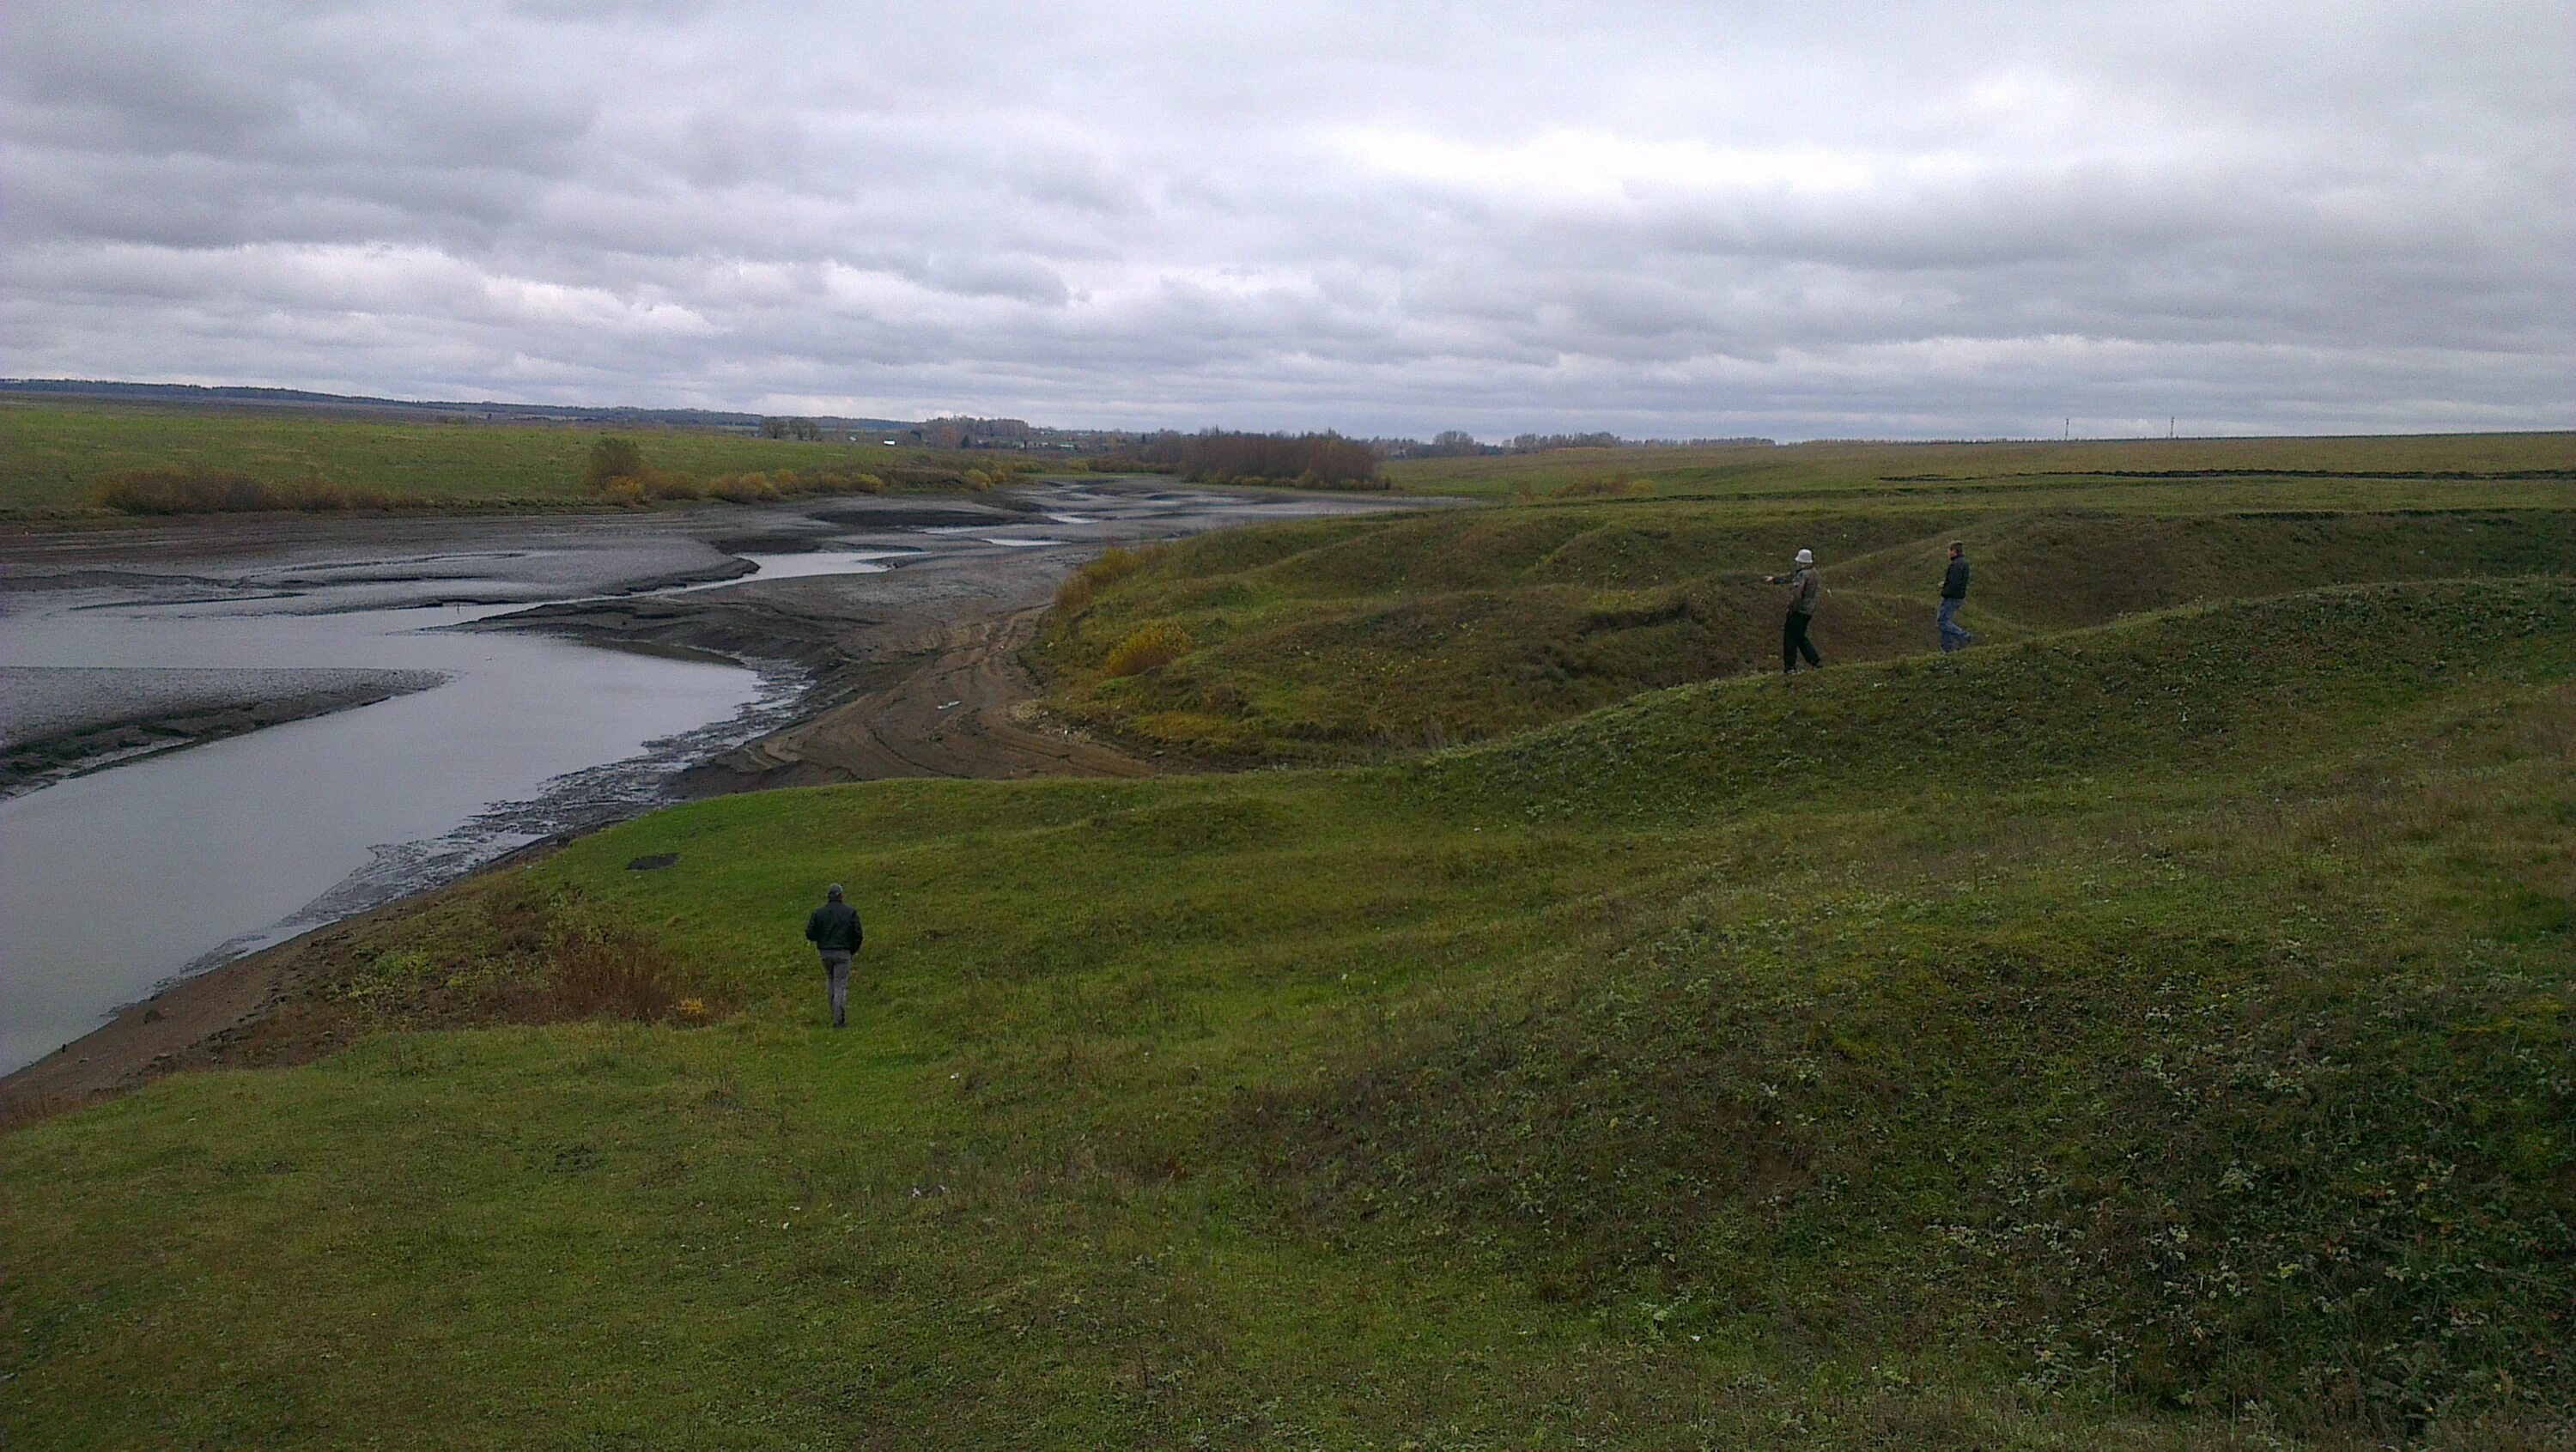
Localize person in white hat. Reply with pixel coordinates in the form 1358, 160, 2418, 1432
1765, 548, 1823, 673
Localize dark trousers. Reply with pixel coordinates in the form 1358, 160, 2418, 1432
1782, 611, 1820, 672
819, 950, 852, 1025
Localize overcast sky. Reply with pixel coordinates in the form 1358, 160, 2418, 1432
5, 1, 2569, 438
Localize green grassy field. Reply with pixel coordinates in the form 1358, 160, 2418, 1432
1381, 434, 2575, 506
0, 400, 1027, 517
4, 443, 2573, 1448
1037, 500, 2576, 763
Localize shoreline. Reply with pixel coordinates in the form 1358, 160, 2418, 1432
0, 481, 1452, 1123
0, 666, 450, 798
0, 599, 1127, 1123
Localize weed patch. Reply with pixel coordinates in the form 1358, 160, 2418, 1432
96, 466, 407, 513
1102, 621, 1194, 677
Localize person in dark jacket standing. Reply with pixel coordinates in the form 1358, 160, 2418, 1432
804, 883, 864, 1028
1765, 548, 1823, 673
1936, 541, 1974, 653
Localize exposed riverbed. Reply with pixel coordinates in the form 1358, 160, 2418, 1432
0, 480, 1445, 1078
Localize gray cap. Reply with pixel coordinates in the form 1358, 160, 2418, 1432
826, 883, 844, 899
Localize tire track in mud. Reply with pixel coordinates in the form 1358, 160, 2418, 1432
680, 606, 1151, 791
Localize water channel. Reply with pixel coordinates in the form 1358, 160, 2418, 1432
0, 483, 1443, 1075
0, 582, 780, 1074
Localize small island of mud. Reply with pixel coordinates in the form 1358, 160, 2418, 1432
1, 665, 450, 796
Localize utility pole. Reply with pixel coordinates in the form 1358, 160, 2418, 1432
2063, 416, 2070, 441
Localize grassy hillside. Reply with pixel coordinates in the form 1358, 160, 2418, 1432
1036, 503, 2576, 762
1382, 434, 2575, 505
0, 400, 1029, 518
7, 579, 2572, 1448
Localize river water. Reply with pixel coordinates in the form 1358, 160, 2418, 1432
0, 592, 781, 1074
0, 482, 1446, 1075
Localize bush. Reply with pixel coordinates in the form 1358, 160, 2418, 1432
1103, 622, 1194, 677
574, 437, 1029, 508
584, 436, 647, 492
1084, 546, 1145, 587
1057, 545, 1157, 615
95, 467, 404, 514
705, 472, 777, 504
539, 922, 684, 1023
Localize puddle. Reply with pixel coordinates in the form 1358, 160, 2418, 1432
663, 550, 914, 591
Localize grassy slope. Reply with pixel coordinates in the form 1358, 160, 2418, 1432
1037, 501, 2576, 762
1381, 434, 2576, 503
0, 401, 1005, 517
5, 580, 2572, 1448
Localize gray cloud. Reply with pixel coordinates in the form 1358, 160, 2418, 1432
4, 0, 2567, 436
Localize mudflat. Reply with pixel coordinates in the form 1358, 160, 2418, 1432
0, 478, 1449, 1112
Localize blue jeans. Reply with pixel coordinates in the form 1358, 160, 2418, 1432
1937, 596, 1971, 652
819, 950, 853, 1024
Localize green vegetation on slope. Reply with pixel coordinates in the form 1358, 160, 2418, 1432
0, 401, 1036, 518
1380, 434, 2575, 505
1038, 501, 2576, 762
6, 579, 2572, 1448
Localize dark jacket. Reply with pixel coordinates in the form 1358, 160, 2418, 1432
1777, 565, 1820, 615
805, 900, 862, 953
1941, 556, 1971, 599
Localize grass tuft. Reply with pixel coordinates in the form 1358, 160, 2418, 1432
95, 466, 405, 513
1102, 620, 1195, 677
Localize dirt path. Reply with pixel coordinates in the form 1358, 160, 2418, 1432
683, 606, 1152, 790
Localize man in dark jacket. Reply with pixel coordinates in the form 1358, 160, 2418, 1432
1765, 548, 1823, 673
804, 883, 864, 1028
1936, 541, 1973, 653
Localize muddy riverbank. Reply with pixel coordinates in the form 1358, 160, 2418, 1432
0, 478, 1450, 1114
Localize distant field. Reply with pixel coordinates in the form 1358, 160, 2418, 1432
1384, 432, 2576, 509
0, 400, 1019, 517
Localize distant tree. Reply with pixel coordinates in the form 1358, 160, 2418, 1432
1403, 430, 1498, 459
1508, 431, 1620, 453
1115, 429, 1382, 489
760, 417, 790, 439
584, 436, 647, 491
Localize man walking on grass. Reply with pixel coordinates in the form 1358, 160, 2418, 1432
804, 883, 863, 1028
1766, 548, 1823, 673
1937, 541, 1974, 653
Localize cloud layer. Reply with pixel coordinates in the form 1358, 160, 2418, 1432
7, 0, 2569, 436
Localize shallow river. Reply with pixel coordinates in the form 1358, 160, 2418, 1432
0, 593, 778, 1074
0, 483, 1441, 1075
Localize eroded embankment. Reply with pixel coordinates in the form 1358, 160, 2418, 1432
0, 666, 450, 796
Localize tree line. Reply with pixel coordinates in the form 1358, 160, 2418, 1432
1370, 430, 1775, 459
1091, 430, 1382, 489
